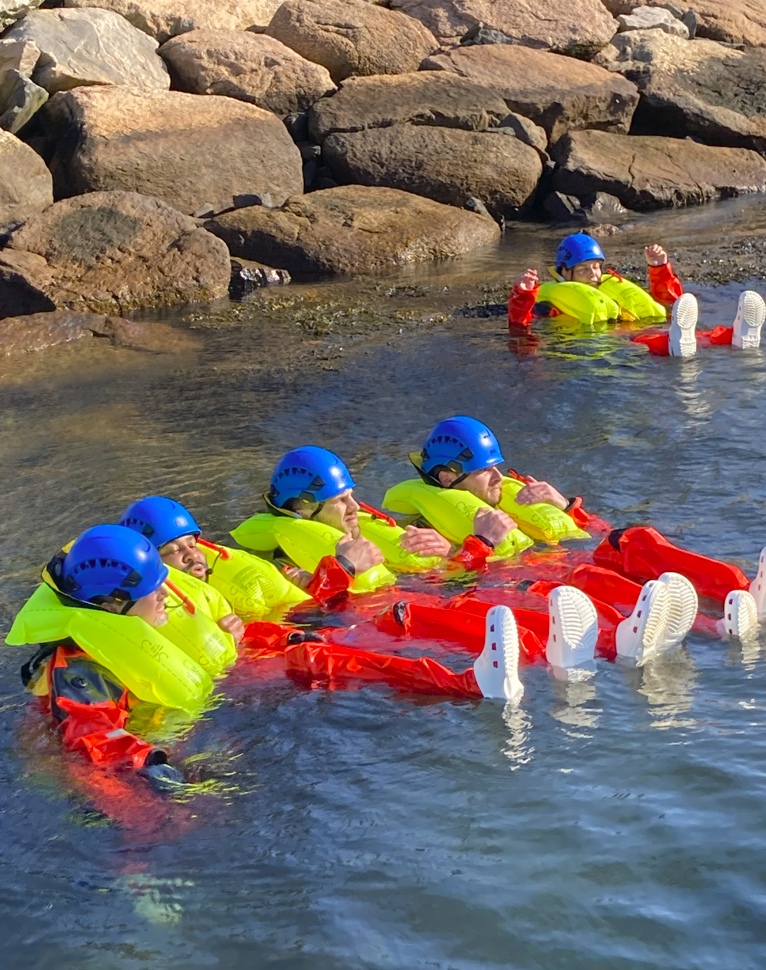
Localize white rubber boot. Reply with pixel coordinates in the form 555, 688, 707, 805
748, 546, 766, 619
656, 572, 698, 649
546, 586, 598, 669
668, 293, 698, 358
717, 589, 759, 639
616, 579, 670, 664
473, 605, 524, 703
732, 290, 766, 349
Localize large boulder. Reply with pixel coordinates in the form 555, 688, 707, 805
322, 127, 542, 217
3, 8, 170, 94
597, 30, 766, 154
205, 185, 500, 275
0, 129, 53, 226
0, 1, 44, 29
159, 29, 335, 116
309, 71, 511, 141
43, 87, 304, 214
422, 45, 638, 143
636, 1, 766, 47
62, 0, 283, 43
0, 191, 231, 317
265, 0, 438, 83
0, 69, 48, 134
390, 0, 617, 55
551, 129, 766, 209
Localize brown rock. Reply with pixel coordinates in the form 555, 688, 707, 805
551, 129, 766, 208
323, 126, 542, 217
308, 71, 510, 141
43, 87, 303, 214
205, 185, 500, 275
0, 128, 53, 226
1, 191, 231, 317
62, 0, 283, 44
422, 45, 638, 143
639, 0, 766, 48
4, 8, 170, 93
159, 29, 335, 116
597, 30, 766, 154
390, 0, 617, 54
265, 0, 438, 83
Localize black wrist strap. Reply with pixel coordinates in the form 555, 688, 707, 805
335, 554, 356, 577
474, 534, 495, 550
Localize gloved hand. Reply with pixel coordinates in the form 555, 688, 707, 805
139, 761, 186, 793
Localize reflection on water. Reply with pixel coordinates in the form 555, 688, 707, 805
3, 199, 766, 969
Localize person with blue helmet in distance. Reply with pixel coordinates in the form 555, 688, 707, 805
508, 231, 766, 356
7, 525, 186, 785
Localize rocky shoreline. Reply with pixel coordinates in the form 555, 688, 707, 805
0, 0, 765, 338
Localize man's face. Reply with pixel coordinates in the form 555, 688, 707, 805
126, 585, 169, 627
158, 534, 208, 581
564, 259, 603, 286
314, 489, 361, 537
441, 465, 504, 506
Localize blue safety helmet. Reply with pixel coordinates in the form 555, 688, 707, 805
119, 496, 201, 550
420, 417, 504, 478
268, 446, 355, 510
554, 233, 605, 271
58, 524, 169, 605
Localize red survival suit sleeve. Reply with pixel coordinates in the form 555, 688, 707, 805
508, 285, 563, 328
648, 262, 683, 306
451, 534, 495, 570
305, 555, 354, 605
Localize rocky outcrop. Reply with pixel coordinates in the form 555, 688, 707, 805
635, 1, 766, 47
391, 0, 617, 55
62, 0, 283, 43
43, 87, 304, 214
265, 0, 438, 83
0, 1, 44, 29
616, 5, 689, 37
0, 69, 47, 133
422, 45, 638, 143
0, 128, 52, 226
205, 185, 500, 275
0, 191, 231, 317
597, 30, 766, 154
4, 8, 170, 93
322, 126, 542, 217
159, 29, 336, 116
308, 71, 510, 141
0, 310, 199, 354
551, 129, 766, 209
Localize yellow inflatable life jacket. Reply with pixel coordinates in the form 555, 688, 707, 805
163, 567, 238, 673
357, 510, 441, 572
198, 538, 311, 618
230, 513, 397, 593
499, 478, 590, 543
598, 272, 666, 320
382, 479, 534, 559
536, 272, 666, 325
6, 583, 212, 713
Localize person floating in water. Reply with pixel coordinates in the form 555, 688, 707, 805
507, 232, 766, 357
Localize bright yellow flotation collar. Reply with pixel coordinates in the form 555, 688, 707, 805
230, 513, 397, 592
382, 479, 534, 559
162, 566, 238, 674
197, 539, 311, 618
499, 478, 590, 543
536, 271, 666, 325
6, 582, 213, 713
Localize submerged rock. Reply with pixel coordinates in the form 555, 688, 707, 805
0, 191, 231, 317
61, 0, 283, 44
205, 185, 500, 276
229, 258, 291, 298
322, 126, 542, 218
159, 29, 336, 116
598, 30, 766, 154
308, 71, 510, 141
0, 128, 52, 226
390, 0, 618, 54
265, 0, 438, 83
4, 8, 171, 93
43, 87, 304, 214
421, 45, 638, 143
551, 129, 766, 209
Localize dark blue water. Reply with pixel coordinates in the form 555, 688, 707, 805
2, 205, 766, 969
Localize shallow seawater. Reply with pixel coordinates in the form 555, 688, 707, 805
3, 201, 766, 969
